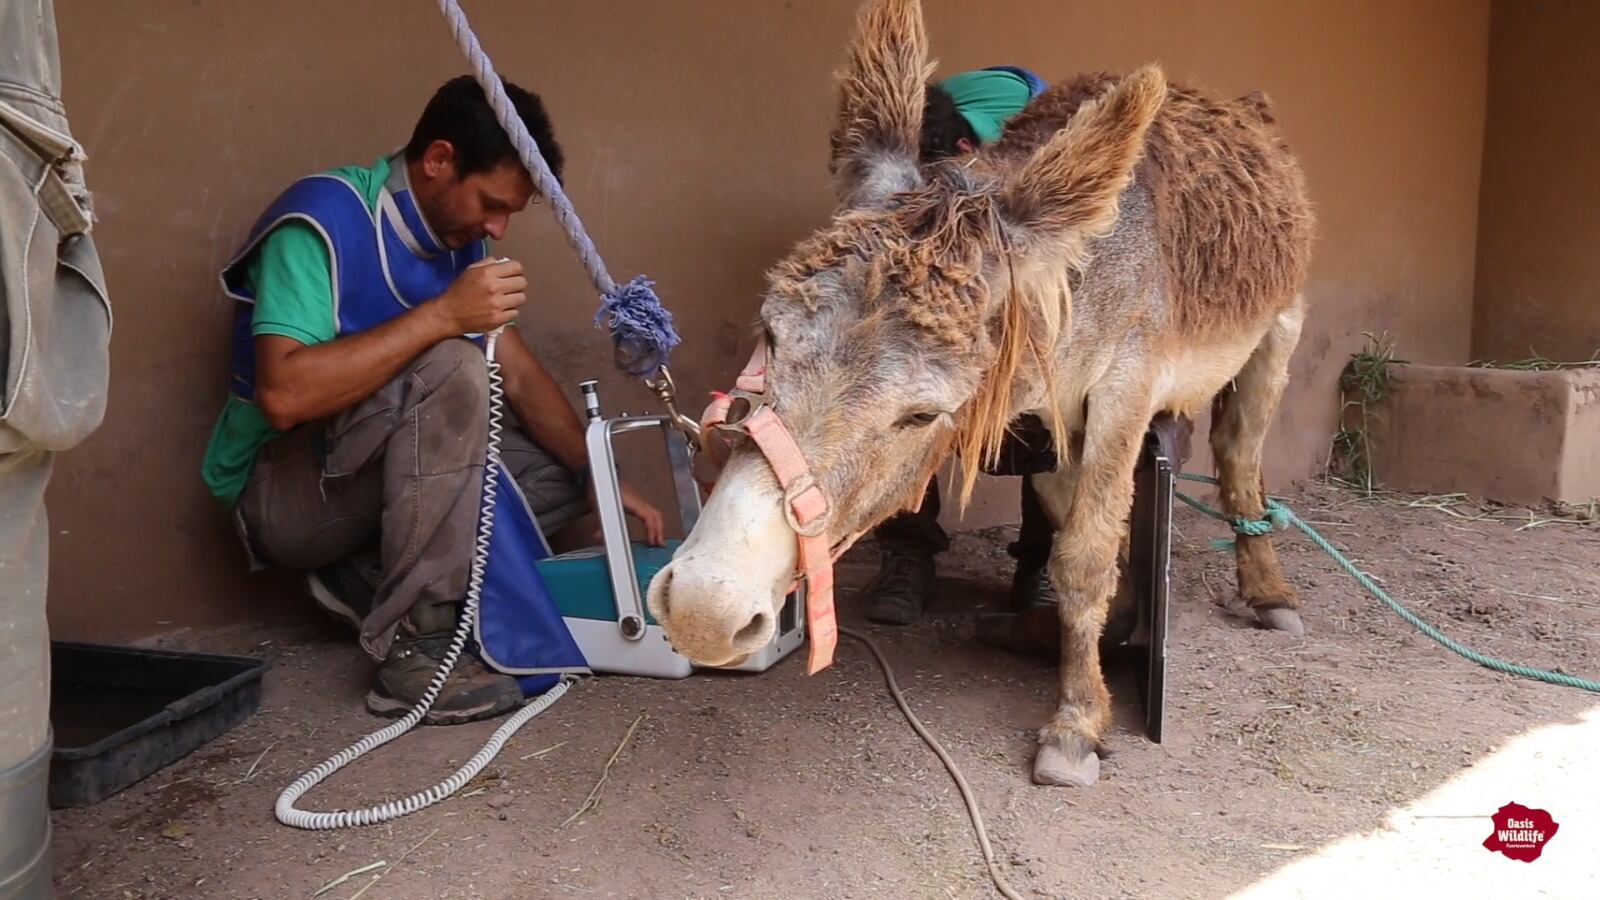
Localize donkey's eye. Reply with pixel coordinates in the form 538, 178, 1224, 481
897, 410, 943, 429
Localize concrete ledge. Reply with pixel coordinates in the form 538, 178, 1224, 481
1369, 364, 1600, 505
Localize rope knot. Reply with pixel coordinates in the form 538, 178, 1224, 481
1204, 506, 1290, 548
1225, 506, 1290, 543
1232, 515, 1276, 537
595, 275, 681, 378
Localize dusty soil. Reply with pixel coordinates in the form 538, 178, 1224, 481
51, 481, 1600, 899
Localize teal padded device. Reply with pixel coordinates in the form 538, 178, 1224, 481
536, 539, 683, 625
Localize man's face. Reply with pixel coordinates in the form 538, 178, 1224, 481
412, 141, 536, 250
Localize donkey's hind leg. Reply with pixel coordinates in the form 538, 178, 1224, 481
1209, 297, 1307, 634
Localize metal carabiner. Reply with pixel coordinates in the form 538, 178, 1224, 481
643, 365, 703, 444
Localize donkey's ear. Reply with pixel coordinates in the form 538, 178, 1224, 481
827, 0, 935, 209
1000, 65, 1167, 262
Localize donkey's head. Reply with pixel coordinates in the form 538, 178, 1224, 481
647, 0, 1166, 666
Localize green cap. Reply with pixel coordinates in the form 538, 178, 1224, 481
937, 69, 1034, 144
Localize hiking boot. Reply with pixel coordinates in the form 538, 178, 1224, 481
365, 633, 524, 725
306, 557, 377, 633
861, 550, 936, 625
1008, 558, 1058, 612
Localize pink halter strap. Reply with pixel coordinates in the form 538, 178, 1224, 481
698, 337, 840, 674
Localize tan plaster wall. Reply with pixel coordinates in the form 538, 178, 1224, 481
46, 0, 1488, 640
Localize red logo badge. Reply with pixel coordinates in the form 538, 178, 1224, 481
1482, 802, 1559, 862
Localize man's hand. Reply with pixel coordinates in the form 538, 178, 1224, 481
254, 258, 528, 432
430, 259, 527, 336
581, 479, 667, 547
619, 481, 667, 547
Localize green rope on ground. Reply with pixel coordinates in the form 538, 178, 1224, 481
1175, 472, 1600, 694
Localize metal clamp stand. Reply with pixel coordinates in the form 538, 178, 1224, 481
580, 380, 703, 641
566, 379, 808, 675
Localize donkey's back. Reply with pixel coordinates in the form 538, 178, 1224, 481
989, 73, 1316, 337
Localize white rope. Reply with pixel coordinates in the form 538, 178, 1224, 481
275, 327, 571, 829
435, 0, 614, 296
432, 0, 680, 379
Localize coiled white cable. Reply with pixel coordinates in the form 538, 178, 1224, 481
276, 323, 572, 830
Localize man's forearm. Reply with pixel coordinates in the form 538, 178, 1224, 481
256, 304, 453, 430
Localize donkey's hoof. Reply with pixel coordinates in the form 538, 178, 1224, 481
1033, 737, 1100, 787
1255, 607, 1305, 636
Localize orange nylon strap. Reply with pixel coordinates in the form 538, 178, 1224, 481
742, 409, 825, 524
700, 337, 772, 433
697, 392, 735, 469
699, 336, 773, 468
741, 406, 836, 673
694, 336, 838, 673
797, 533, 838, 675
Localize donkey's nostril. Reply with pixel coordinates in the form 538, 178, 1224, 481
652, 566, 674, 618
733, 612, 771, 648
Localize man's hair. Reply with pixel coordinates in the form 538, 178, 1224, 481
404, 75, 564, 183
919, 83, 978, 163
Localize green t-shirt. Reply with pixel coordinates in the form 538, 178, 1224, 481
199, 156, 392, 507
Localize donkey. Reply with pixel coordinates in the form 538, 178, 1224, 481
647, 0, 1314, 787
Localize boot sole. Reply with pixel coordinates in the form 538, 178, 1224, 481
862, 595, 923, 625
861, 569, 936, 625
364, 689, 522, 726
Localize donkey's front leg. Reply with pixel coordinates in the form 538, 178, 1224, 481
1030, 393, 1150, 787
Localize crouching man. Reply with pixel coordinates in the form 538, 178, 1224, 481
201, 76, 664, 724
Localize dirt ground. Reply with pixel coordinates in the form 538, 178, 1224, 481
50, 481, 1600, 899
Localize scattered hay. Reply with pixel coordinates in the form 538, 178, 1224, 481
562, 714, 646, 828
1468, 349, 1600, 371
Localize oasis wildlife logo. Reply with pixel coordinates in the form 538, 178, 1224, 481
1481, 802, 1559, 862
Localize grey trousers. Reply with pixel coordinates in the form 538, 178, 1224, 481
234, 339, 587, 662
2, 2, 113, 895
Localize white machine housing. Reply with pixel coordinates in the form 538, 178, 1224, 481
544, 407, 806, 679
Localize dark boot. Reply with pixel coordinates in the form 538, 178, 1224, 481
861, 479, 947, 625
1007, 557, 1058, 611
1007, 477, 1057, 611
365, 633, 524, 725
861, 550, 937, 625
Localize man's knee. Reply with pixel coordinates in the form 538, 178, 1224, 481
412, 338, 490, 406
